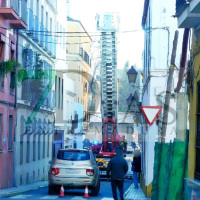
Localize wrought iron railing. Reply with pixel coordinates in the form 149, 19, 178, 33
79, 47, 91, 66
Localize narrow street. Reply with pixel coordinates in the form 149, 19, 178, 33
0, 180, 133, 200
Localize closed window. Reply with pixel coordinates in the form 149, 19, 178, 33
0, 69, 4, 90
0, 114, 2, 151
8, 115, 13, 150
10, 71, 15, 95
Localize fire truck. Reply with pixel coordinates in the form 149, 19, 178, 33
95, 13, 126, 176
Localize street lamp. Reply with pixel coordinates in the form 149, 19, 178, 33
127, 66, 138, 83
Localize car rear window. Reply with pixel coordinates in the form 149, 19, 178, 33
57, 151, 90, 161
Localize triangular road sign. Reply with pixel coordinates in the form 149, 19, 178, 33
140, 106, 162, 126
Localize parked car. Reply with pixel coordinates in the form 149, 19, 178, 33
48, 148, 100, 196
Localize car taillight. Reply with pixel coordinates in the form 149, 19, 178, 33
86, 169, 94, 176
51, 168, 60, 175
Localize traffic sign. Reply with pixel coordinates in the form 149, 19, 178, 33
140, 106, 162, 126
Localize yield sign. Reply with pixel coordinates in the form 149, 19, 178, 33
140, 106, 162, 126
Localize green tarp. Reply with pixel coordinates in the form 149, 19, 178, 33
151, 135, 188, 200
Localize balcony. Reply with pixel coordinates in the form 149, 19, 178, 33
176, 0, 200, 28
0, 0, 27, 29
79, 47, 91, 66
0, 0, 18, 19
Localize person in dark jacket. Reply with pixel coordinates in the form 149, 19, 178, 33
106, 146, 128, 200
132, 149, 141, 188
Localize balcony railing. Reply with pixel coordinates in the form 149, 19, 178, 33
0, 0, 19, 14
79, 47, 91, 66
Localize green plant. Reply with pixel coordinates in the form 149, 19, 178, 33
0, 59, 21, 77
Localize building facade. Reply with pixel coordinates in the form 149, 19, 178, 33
141, 0, 184, 196
66, 17, 92, 148
0, 0, 27, 189
15, 0, 56, 186
176, 0, 200, 197
53, 0, 69, 158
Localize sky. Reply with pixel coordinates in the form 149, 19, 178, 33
69, 0, 145, 69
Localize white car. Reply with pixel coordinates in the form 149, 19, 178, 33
48, 149, 100, 196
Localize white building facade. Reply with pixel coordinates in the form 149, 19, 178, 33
141, 0, 184, 195
15, 0, 57, 186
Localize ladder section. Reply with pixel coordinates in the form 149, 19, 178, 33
101, 32, 118, 120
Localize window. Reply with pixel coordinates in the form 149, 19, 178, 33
26, 136, 30, 163
0, 69, 4, 90
38, 135, 41, 160
10, 71, 15, 95
33, 135, 36, 161
61, 79, 63, 109
0, 114, 2, 151
58, 77, 60, 108
57, 150, 90, 161
63, 28, 65, 48
195, 81, 200, 180
37, 0, 39, 18
50, 18, 52, 32
55, 76, 57, 107
43, 134, 45, 158
41, 6, 44, 23
8, 115, 13, 150
46, 12, 48, 29
60, 25, 62, 46
47, 135, 50, 157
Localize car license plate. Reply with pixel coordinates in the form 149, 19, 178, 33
100, 171, 106, 175
65, 169, 80, 174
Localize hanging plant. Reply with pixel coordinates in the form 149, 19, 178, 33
0, 59, 21, 77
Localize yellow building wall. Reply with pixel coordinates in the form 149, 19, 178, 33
188, 30, 200, 179
66, 19, 92, 116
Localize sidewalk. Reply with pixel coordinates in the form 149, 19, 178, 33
124, 183, 151, 200
0, 181, 48, 198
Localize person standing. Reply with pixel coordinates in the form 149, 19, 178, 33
119, 135, 127, 153
106, 146, 128, 200
132, 149, 141, 188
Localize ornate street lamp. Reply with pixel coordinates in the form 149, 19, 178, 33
127, 66, 138, 83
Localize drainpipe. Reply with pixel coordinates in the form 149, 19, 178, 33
174, 28, 190, 93
13, 29, 18, 187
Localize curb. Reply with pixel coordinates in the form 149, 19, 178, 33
124, 183, 134, 198
0, 182, 48, 198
